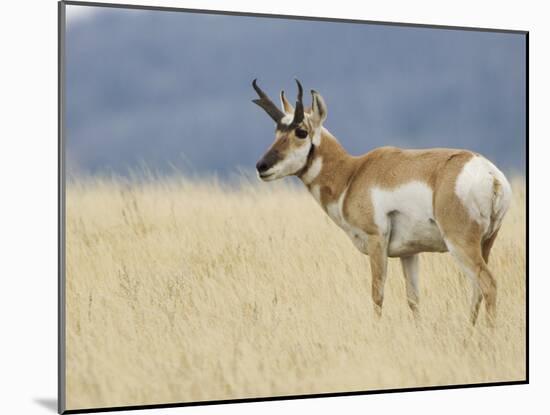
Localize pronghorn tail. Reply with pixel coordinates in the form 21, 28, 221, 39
488, 166, 512, 239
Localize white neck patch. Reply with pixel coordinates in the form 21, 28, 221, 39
301, 156, 323, 185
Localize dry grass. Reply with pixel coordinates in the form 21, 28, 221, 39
65, 175, 526, 410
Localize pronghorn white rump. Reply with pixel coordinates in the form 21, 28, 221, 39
455, 155, 512, 237
252, 79, 512, 325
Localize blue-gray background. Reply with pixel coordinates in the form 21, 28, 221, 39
65, 5, 526, 177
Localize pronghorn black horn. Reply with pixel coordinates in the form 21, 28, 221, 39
291, 78, 304, 126
252, 79, 285, 124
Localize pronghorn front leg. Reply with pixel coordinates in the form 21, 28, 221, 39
367, 233, 389, 317
400, 255, 420, 316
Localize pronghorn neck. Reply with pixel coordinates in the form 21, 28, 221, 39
298, 128, 357, 207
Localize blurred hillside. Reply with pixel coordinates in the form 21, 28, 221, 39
65, 5, 526, 177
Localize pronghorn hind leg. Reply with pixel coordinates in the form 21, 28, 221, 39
400, 255, 420, 316
433, 180, 497, 326
470, 283, 483, 326
473, 229, 500, 325
446, 238, 497, 326
479, 264, 497, 326
367, 233, 389, 318
482, 228, 500, 264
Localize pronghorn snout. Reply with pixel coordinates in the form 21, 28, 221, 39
256, 160, 269, 174
256, 151, 280, 178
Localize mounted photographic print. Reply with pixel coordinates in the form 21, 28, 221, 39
59, 1, 528, 413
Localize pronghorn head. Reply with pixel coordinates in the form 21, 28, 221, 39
252, 79, 327, 181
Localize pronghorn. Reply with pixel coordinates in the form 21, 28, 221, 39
252, 79, 512, 325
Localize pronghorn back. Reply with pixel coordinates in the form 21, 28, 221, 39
341, 146, 511, 257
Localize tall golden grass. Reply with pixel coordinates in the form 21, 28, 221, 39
65, 176, 526, 410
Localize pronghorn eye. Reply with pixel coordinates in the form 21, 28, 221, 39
295, 128, 308, 139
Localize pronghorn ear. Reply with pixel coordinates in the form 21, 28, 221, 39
310, 90, 327, 126
280, 90, 294, 114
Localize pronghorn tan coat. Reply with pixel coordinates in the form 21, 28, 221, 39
253, 81, 512, 325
